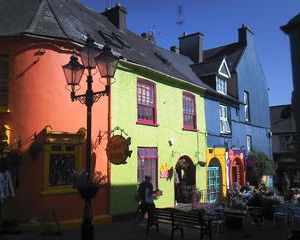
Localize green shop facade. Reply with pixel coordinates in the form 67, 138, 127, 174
109, 60, 207, 214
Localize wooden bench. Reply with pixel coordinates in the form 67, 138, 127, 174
147, 207, 211, 240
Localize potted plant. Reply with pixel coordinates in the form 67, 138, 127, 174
72, 170, 107, 199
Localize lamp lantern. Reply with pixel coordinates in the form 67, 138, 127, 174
95, 44, 119, 78
80, 36, 100, 69
62, 55, 85, 88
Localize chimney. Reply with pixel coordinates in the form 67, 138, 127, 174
102, 3, 127, 31
238, 24, 254, 46
170, 45, 179, 54
141, 32, 156, 44
178, 32, 204, 63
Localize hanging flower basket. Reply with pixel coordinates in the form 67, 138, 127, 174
72, 170, 107, 200
77, 183, 101, 199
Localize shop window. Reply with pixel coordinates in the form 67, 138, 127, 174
43, 127, 85, 195
137, 147, 158, 189
183, 92, 196, 130
0, 54, 9, 108
49, 144, 77, 186
137, 79, 157, 126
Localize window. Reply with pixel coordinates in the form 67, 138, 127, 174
219, 105, 230, 134
279, 135, 294, 152
137, 147, 158, 189
183, 92, 196, 130
246, 135, 252, 152
49, 144, 76, 186
0, 55, 9, 107
43, 127, 84, 195
244, 91, 250, 122
216, 77, 227, 95
137, 79, 157, 125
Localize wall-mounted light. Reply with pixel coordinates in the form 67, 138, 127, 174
168, 138, 174, 146
195, 160, 206, 167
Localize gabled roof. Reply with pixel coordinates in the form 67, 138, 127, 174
191, 58, 223, 77
0, 0, 209, 90
190, 42, 244, 78
270, 105, 296, 133
202, 42, 245, 73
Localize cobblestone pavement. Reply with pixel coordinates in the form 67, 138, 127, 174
0, 218, 298, 240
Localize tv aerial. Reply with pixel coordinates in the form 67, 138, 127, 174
176, 4, 185, 26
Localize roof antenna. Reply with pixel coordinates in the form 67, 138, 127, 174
176, 4, 185, 26
105, 0, 111, 9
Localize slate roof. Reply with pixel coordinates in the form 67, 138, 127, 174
191, 58, 223, 77
270, 105, 296, 133
191, 43, 245, 77
0, 0, 210, 90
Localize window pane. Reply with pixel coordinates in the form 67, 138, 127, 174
137, 80, 156, 123
137, 147, 158, 189
183, 93, 196, 129
51, 145, 62, 152
65, 145, 76, 152
49, 153, 75, 186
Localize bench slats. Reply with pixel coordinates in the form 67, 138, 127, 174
147, 207, 211, 240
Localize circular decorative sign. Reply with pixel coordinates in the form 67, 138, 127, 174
106, 135, 132, 165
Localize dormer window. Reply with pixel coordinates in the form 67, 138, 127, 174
216, 58, 230, 95
216, 77, 227, 95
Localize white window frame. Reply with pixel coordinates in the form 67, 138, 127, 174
246, 135, 252, 152
219, 105, 231, 134
244, 91, 250, 122
216, 77, 227, 95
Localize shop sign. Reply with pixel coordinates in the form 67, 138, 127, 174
106, 135, 132, 165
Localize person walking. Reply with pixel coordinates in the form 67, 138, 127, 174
137, 175, 156, 222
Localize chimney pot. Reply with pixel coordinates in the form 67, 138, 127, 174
102, 4, 127, 31
170, 45, 179, 54
178, 32, 204, 63
238, 24, 254, 46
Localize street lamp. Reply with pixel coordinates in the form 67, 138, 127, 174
62, 36, 119, 240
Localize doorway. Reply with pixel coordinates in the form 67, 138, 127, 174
231, 158, 245, 188
207, 158, 222, 203
174, 156, 195, 203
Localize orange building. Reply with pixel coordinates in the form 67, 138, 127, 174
0, 1, 113, 227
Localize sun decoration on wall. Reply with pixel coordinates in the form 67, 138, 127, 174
160, 162, 173, 179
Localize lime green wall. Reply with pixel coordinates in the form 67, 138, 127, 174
110, 62, 207, 214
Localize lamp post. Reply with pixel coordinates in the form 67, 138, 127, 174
62, 36, 119, 240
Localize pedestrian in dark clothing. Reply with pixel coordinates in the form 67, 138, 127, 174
137, 175, 156, 221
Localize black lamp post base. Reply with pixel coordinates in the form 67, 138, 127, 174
81, 223, 94, 240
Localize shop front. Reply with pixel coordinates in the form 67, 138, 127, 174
174, 156, 196, 204
206, 148, 227, 203
226, 149, 246, 189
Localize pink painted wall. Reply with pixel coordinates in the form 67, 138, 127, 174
0, 37, 110, 222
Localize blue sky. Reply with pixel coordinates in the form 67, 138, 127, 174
79, 0, 300, 106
